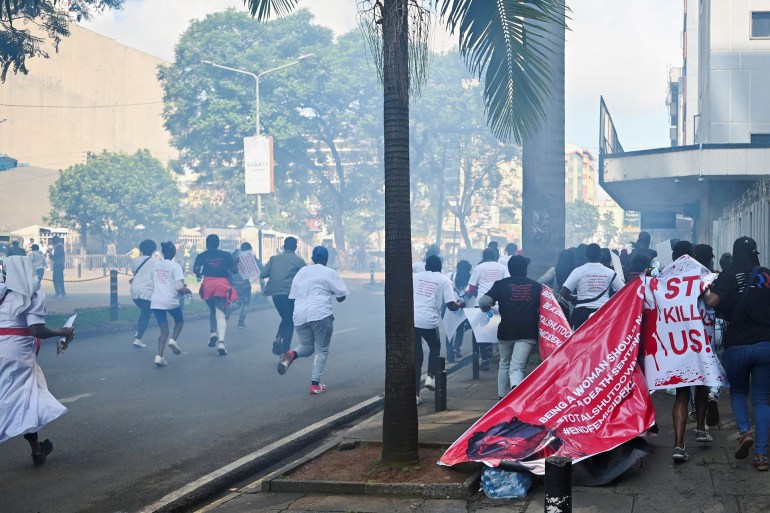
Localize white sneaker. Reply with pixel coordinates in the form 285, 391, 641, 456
416, 395, 423, 405
133, 338, 146, 348
154, 355, 168, 367
167, 339, 182, 355
217, 341, 227, 356
425, 375, 436, 391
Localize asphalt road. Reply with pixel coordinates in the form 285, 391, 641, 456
0, 279, 386, 513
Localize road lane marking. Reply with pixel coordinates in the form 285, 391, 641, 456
334, 327, 357, 335
58, 393, 94, 403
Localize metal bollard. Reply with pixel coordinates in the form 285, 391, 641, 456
472, 334, 480, 380
77, 261, 82, 278
110, 270, 118, 321
369, 263, 375, 286
434, 356, 447, 412
102, 257, 107, 277
544, 456, 572, 513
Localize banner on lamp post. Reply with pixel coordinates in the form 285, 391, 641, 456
244, 136, 274, 194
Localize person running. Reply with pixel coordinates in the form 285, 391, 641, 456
0, 256, 74, 466
231, 242, 263, 329
560, 243, 624, 330
479, 255, 541, 399
150, 242, 188, 367
193, 234, 238, 356
498, 243, 518, 266
129, 239, 157, 349
445, 259, 472, 363
261, 237, 306, 355
705, 236, 770, 471
694, 243, 721, 428
277, 246, 348, 394
466, 248, 509, 371
414, 255, 464, 404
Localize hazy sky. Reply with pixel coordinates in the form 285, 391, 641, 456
81, 0, 683, 154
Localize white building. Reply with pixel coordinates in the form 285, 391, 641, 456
599, 0, 770, 244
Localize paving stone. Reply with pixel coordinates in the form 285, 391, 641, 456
737, 495, 770, 512
418, 498, 468, 513
631, 494, 739, 513
287, 494, 424, 513
712, 464, 770, 496
525, 488, 634, 513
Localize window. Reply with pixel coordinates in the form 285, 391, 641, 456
752, 12, 770, 38
751, 134, 770, 144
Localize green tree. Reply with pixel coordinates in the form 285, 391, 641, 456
159, 12, 383, 265
599, 211, 619, 246
47, 150, 181, 250
0, 0, 123, 82
246, 0, 565, 467
565, 200, 599, 247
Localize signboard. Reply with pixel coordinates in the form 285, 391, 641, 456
623, 211, 640, 228
244, 136, 274, 194
641, 211, 676, 229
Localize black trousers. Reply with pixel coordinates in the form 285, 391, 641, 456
415, 327, 441, 388
272, 295, 295, 352
571, 306, 597, 330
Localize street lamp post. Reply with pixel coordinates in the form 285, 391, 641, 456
202, 55, 313, 261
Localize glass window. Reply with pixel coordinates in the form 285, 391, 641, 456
752, 12, 770, 38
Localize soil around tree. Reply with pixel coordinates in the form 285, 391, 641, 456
287, 443, 475, 484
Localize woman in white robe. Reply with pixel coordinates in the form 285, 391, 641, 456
0, 256, 74, 465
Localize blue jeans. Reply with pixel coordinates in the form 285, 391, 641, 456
724, 341, 770, 455
133, 298, 152, 339
294, 316, 334, 383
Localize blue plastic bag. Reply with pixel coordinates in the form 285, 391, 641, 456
480, 467, 533, 498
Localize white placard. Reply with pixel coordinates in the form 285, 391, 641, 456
244, 135, 274, 194
465, 307, 500, 344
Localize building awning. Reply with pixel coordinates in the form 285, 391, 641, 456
599, 144, 770, 214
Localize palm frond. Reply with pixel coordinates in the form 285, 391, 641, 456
439, 0, 567, 143
243, 0, 299, 21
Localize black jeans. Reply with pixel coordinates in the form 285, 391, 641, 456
272, 295, 295, 353
571, 306, 597, 330
415, 327, 441, 388
133, 298, 152, 339
53, 263, 65, 296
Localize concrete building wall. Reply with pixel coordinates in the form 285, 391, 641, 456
0, 26, 175, 170
703, 0, 770, 143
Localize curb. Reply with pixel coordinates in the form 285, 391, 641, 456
139, 356, 473, 513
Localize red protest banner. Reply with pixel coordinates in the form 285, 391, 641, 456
440, 281, 654, 474
538, 286, 572, 359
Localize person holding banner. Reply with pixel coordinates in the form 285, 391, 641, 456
467, 248, 509, 371
414, 255, 464, 404
478, 255, 542, 399
560, 243, 624, 330
705, 236, 770, 471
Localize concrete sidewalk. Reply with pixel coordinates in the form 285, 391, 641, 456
195, 362, 770, 513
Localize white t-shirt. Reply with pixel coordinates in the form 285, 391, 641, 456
130, 256, 156, 301
413, 271, 458, 329
499, 255, 511, 266
289, 264, 349, 325
562, 262, 625, 309
468, 261, 509, 297
150, 259, 184, 310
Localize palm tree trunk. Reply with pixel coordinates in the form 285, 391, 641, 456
381, 0, 419, 467
522, 3, 566, 279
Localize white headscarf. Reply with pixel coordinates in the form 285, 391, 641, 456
2, 255, 40, 318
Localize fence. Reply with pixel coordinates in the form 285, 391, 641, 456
713, 177, 770, 259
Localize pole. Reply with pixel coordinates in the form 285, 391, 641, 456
110, 269, 118, 321
255, 76, 260, 137
472, 333, 480, 381
544, 456, 572, 513
434, 356, 447, 412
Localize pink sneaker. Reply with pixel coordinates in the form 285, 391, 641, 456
309, 384, 327, 394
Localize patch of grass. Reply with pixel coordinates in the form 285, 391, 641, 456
400, 464, 421, 474
46, 300, 211, 331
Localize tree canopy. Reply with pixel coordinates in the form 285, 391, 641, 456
0, 0, 123, 82
47, 150, 181, 250
565, 200, 599, 247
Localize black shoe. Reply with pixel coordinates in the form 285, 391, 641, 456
32, 439, 53, 466
208, 334, 217, 347
706, 398, 720, 427
480, 359, 490, 371
272, 337, 282, 356
237, 322, 246, 329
